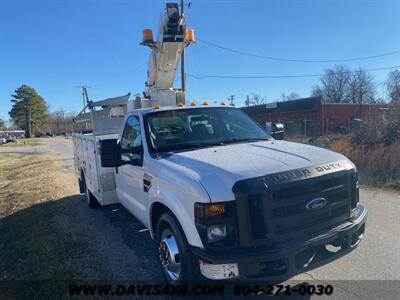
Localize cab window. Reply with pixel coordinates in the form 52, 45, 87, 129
145, 107, 270, 153
121, 116, 142, 151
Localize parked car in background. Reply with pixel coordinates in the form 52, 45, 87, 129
5, 135, 17, 143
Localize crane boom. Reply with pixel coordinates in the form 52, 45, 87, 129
141, 2, 195, 106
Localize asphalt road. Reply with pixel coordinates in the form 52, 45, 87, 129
0, 137, 74, 170
3, 137, 400, 299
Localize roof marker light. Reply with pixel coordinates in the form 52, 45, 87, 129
220, 101, 226, 106
153, 104, 161, 109
142, 29, 154, 43
185, 29, 195, 43
177, 102, 184, 107
190, 101, 197, 106
203, 101, 209, 106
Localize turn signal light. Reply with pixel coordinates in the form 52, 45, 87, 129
195, 203, 225, 219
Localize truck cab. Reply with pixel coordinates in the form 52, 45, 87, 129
92, 103, 367, 283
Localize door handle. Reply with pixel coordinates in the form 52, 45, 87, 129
143, 173, 152, 192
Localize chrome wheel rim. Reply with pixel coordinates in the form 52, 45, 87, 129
159, 230, 181, 281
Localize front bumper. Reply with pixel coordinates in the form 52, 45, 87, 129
193, 204, 367, 281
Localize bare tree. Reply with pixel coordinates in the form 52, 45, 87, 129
346, 68, 376, 104
312, 65, 377, 104
280, 92, 300, 101
0, 118, 5, 130
311, 85, 323, 98
47, 110, 74, 134
386, 70, 400, 103
248, 93, 266, 105
316, 65, 351, 103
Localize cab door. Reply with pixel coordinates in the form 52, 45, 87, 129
115, 115, 148, 225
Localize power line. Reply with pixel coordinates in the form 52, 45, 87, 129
187, 65, 400, 80
197, 38, 400, 63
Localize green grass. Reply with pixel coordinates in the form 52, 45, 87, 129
0, 138, 42, 147
0, 154, 78, 281
385, 180, 400, 191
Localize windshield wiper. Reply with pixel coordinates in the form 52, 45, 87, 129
223, 137, 270, 144
155, 138, 268, 153
156, 142, 225, 153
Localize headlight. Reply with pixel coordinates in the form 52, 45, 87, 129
194, 202, 237, 250
207, 225, 227, 242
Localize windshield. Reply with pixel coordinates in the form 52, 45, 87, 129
144, 107, 270, 153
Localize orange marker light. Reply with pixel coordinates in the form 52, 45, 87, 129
177, 102, 184, 107
153, 104, 161, 109
203, 101, 209, 106
190, 101, 197, 106
194, 203, 226, 219
206, 204, 225, 218
220, 101, 226, 105
185, 29, 195, 43
143, 29, 154, 43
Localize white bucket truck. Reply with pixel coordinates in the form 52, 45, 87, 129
73, 2, 366, 283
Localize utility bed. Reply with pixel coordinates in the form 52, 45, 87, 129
72, 94, 130, 205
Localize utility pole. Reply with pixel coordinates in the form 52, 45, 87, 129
245, 95, 250, 106
27, 105, 32, 138
180, 0, 186, 92
83, 86, 90, 107
76, 85, 91, 131
228, 95, 235, 106
77, 85, 90, 111
11, 97, 32, 138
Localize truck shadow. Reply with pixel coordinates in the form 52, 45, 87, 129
0, 193, 161, 281
0, 194, 312, 299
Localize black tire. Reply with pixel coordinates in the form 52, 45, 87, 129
79, 171, 86, 194
78, 178, 85, 194
85, 182, 100, 208
156, 213, 199, 283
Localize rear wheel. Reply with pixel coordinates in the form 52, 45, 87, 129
157, 213, 199, 283
78, 178, 85, 194
78, 171, 86, 194
85, 182, 100, 208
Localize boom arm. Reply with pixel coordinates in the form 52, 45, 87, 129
141, 3, 195, 106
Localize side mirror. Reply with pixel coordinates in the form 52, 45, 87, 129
100, 139, 143, 167
121, 146, 143, 166
271, 123, 285, 140
100, 139, 124, 167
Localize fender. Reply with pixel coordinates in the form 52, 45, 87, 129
147, 190, 204, 248
144, 157, 211, 249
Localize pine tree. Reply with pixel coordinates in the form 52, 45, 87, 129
9, 85, 48, 137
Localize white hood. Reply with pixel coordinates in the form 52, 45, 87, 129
160, 140, 352, 202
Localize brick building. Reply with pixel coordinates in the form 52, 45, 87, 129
240, 97, 389, 137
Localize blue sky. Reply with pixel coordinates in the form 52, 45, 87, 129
1, 0, 399, 121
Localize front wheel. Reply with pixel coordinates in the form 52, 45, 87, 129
157, 213, 199, 283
